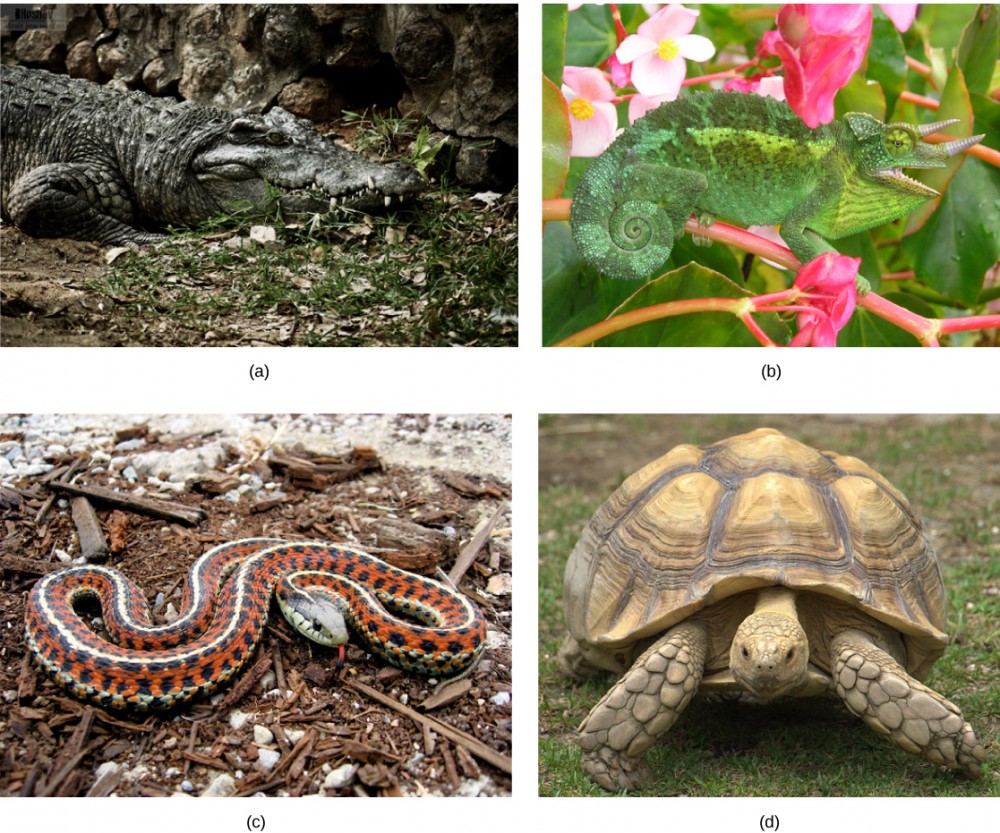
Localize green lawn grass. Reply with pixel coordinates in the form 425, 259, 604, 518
85, 114, 516, 347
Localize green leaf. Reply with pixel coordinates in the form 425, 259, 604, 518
834, 75, 886, 120
868, 12, 907, 117
543, 222, 647, 345
902, 156, 1000, 307
565, 5, 617, 68
904, 65, 977, 231
596, 263, 790, 347
838, 295, 924, 347
700, 3, 775, 46
543, 76, 572, 201
913, 4, 985, 57
542, 5, 568, 86
956, 3, 1000, 95
669, 235, 745, 285
971, 91, 1000, 150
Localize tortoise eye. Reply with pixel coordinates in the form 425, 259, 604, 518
742, 645, 749, 658
786, 648, 795, 661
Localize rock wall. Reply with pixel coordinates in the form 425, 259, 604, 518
1, 4, 518, 187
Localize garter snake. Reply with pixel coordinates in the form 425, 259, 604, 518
24, 538, 487, 711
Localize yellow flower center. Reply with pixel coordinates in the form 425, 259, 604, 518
569, 97, 595, 121
657, 37, 679, 61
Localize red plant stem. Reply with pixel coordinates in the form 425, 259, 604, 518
899, 90, 939, 110
683, 57, 762, 88
938, 314, 1000, 335
750, 288, 800, 307
543, 198, 572, 223
904, 55, 934, 81
556, 289, 998, 347
608, 4, 628, 42
857, 292, 938, 345
740, 311, 778, 347
553, 297, 745, 346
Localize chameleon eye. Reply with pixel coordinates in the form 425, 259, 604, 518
884, 127, 914, 158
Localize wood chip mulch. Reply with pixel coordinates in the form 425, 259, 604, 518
0, 437, 512, 797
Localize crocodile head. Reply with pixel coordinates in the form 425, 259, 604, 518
186, 107, 424, 218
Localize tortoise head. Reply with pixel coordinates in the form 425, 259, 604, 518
730, 608, 810, 699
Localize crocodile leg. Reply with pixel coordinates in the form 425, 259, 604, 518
7, 163, 163, 245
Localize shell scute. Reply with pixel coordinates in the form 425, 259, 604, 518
564, 429, 947, 672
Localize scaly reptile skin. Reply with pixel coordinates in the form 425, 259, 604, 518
24, 538, 486, 711
1, 65, 425, 245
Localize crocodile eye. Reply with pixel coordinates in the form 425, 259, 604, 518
266, 132, 288, 146
884, 127, 914, 158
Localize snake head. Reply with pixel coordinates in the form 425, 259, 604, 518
278, 586, 349, 647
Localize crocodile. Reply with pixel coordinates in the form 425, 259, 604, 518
0, 64, 425, 245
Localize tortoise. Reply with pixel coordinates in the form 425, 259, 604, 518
558, 428, 986, 791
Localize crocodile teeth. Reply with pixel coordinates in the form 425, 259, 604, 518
384, 196, 392, 207
367, 176, 376, 190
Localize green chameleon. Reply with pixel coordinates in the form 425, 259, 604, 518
570, 91, 983, 285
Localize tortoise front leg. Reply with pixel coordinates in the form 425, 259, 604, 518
578, 620, 706, 792
831, 629, 986, 778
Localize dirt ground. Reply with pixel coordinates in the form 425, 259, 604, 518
0, 415, 512, 796
0, 185, 519, 347
0, 229, 112, 346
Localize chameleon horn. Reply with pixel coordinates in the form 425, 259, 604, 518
941, 134, 985, 157
917, 119, 960, 137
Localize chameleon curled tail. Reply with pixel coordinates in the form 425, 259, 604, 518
570, 145, 706, 282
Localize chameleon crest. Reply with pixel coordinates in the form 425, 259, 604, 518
570, 91, 982, 282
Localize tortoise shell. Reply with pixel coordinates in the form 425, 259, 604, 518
563, 428, 948, 679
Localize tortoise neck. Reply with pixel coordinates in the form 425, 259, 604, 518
753, 586, 798, 619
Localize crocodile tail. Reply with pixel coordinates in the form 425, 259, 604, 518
570, 146, 676, 282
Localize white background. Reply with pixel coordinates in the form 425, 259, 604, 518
1, 0, 998, 826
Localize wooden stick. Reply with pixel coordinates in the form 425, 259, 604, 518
71, 497, 109, 561
346, 679, 511, 774
0, 554, 65, 576
449, 501, 507, 585
44, 481, 206, 525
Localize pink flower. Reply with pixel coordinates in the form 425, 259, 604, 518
761, 4, 872, 127
723, 75, 786, 101
790, 253, 860, 346
628, 92, 678, 123
562, 66, 619, 157
607, 52, 632, 88
615, 4, 715, 97
880, 4, 917, 31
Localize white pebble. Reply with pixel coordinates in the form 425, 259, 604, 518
256, 747, 281, 772
323, 764, 358, 789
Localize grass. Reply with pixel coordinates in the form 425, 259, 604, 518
538, 415, 1000, 796
83, 114, 516, 347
